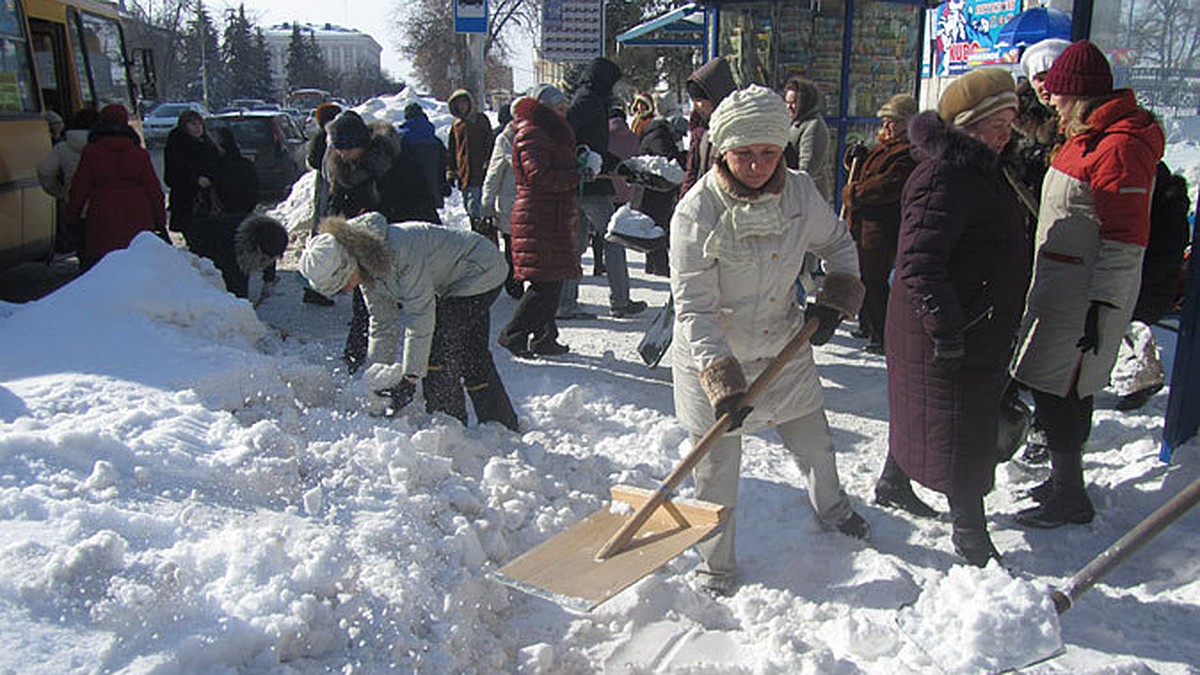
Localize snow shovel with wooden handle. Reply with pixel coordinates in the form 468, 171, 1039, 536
899, 475, 1200, 672
492, 318, 822, 613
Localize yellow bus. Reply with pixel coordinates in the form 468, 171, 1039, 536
0, 0, 139, 270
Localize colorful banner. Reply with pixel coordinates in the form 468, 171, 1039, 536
932, 0, 1022, 76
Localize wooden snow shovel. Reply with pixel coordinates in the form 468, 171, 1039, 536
492, 318, 822, 613
901, 474, 1200, 672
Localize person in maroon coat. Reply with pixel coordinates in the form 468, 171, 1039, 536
65, 104, 167, 269
883, 68, 1030, 566
497, 86, 581, 358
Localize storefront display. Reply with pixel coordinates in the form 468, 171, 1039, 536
714, 0, 923, 201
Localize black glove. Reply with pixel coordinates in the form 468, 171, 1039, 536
441, 181, 453, 198
714, 393, 753, 432
804, 304, 843, 346
932, 334, 965, 374
375, 378, 417, 414
1076, 301, 1107, 355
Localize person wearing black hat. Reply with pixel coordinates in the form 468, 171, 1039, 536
1011, 41, 1165, 529
322, 109, 441, 373
399, 103, 450, 211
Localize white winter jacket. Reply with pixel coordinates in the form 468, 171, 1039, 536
36, 129, 89, 202
480, 122, 516, 234
355, 215, 508, 377
670, 165, 859, 435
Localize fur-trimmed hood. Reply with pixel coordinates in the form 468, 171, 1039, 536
908, 110, 1001, 170
234, 214, 289, 274
317, 213, 393, 282
514, 97, 575, 145
448, 89, 476, 118
325, 122, 404, 189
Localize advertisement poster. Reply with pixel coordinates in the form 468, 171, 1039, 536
541, 0, 603, 62
932, 0, 1022, 76
455, 0, 487, 34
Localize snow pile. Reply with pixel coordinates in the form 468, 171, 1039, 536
898, 563, 1063, 673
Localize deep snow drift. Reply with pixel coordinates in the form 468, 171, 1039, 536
1, 90, 1198, 674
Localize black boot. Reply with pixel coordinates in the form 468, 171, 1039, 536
950, 493, 1000, 567
1015, 451, 1095, 528
874, 453, 939, 518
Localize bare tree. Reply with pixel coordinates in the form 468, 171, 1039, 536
395, 0, 539, 99
1129, 0, 1200, 110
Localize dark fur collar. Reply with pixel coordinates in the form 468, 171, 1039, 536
908, 110, 1000, 170
326, 122, 402, 188
714, 160, 788, 200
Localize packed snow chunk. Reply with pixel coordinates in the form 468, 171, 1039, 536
622, 155, 685, 185
607, 204, 665, 241
266, 169, 317, 235
898, 563, 1062, 673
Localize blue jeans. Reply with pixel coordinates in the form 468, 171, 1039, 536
462, 185, 484, 221
558, 195, 631, 315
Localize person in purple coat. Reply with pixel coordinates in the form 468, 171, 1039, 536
881, 68, 1031, 566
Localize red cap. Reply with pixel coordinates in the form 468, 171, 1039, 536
1042, 41, 1113, 97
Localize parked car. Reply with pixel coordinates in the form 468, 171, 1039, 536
205, 110, 308, 201
142, 101, 209, 146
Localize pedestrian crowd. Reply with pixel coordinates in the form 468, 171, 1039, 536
38, 40, 1191, 597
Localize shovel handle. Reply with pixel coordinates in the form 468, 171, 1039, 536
595, 318, 822, 560
1051, 475, 1200, 614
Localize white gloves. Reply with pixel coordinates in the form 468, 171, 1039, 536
362, 363, 414, 416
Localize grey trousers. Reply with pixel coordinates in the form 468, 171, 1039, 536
558, 195, 631, 313
691, 408, 852, 580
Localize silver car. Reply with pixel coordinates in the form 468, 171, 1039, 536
142, 101, 209, 146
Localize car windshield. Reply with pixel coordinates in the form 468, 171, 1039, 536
151, 103, 195, 119
208, 117, 273, 149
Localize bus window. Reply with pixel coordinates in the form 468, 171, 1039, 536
0, 0, 39, 114
29, 20, 69, 118
71, 10, 131, 111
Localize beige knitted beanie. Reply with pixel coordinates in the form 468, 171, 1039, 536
708, 84, 791, 155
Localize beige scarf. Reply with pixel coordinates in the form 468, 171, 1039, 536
703, 163, 789, 260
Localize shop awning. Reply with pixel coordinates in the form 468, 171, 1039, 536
616, 3, 706, 48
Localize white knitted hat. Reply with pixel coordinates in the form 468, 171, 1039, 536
300, 233, 356, 298
708, 85, 791, 155
1020, 38, 1072, 81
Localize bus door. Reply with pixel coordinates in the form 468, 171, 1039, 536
66, 7, 133, 115
28, 19, 72, 119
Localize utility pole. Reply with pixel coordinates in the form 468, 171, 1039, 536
467, 32, 485, 110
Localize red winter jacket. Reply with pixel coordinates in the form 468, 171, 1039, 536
66, 129, 166, 262
509, 98, 581, 282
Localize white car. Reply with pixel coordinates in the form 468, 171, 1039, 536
142, 102, 209, 146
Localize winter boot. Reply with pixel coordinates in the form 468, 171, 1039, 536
950, 493, 1000, 566
1115, 383, 1163, 411
1015, 451, 1094, 528
835, 511, 870, 540
874, 453, 939, 518
874, 479, 939, 519
591, 234, 606, 275
1019, 478, 1054, 504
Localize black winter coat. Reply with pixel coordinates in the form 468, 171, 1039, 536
567, 57, 622, 197
164, 127, 218, 221
1134, 162, 1191, 325
324, 122, 440, 225
885, 111, 1030, 497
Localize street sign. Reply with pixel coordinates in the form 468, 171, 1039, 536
455, 0, 487, 34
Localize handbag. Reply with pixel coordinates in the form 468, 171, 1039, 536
997, 381, 1033, 463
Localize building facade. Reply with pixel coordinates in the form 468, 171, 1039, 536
262, 22, 382, 97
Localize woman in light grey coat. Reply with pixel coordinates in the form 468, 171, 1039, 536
670, 85, 867, 596
300, 212, 517, 430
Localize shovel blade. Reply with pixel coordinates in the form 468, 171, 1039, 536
492, 485, 725, 612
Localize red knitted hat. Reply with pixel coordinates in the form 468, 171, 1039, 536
1042, 41, 1113, 97
99, 103, 129, 125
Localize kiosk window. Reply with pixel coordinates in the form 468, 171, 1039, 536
0, 0, 39, 113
